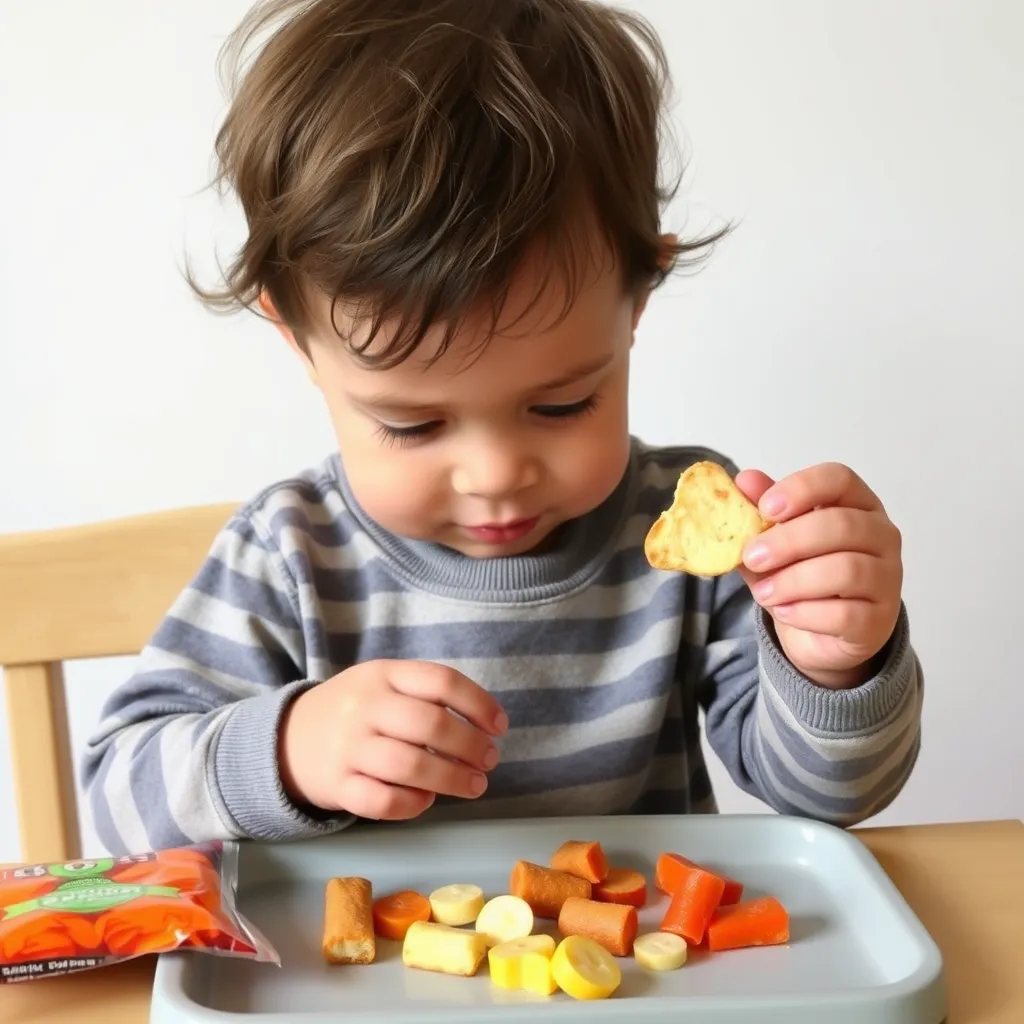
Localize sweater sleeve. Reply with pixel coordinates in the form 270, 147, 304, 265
80, 513, 353, 854
695, 569, 923, 825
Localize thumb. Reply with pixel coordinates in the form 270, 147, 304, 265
735, 468, 775, 510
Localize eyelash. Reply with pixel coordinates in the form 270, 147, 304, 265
374, 395, 600, 448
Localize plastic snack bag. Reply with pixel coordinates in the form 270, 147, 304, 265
0, 840, 279, 982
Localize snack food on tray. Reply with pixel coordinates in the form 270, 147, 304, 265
644, 460, 770, 577
323, 876, 375, 964
0, 841, 278, 983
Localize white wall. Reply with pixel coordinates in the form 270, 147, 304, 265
1, 0, 1021, 864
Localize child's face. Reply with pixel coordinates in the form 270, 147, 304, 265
282, 243, 651, 557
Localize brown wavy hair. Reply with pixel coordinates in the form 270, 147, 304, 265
189, 0, 727, 367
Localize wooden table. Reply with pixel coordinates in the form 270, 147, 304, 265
2, 819, 1021, 1022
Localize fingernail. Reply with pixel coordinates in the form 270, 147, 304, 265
483, 746, 500, 770
753, 579, 774, 600
493, 711, 509, 734
762, 491, 786, 517
470, 773, 488, 796
773, 603, 792, 619
744, 542, 769, 568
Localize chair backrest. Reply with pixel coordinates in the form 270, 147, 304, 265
0, 503, 238, 864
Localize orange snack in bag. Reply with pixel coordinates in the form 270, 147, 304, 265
0, 841, 277, 983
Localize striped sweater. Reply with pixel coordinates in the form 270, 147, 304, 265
82, 439, 923, 855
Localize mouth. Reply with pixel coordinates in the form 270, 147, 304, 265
462, 517, 541, 545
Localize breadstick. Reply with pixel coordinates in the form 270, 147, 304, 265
322, 876, 375, 964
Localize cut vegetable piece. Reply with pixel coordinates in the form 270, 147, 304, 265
592, 867, 647, 908
658, 866, 725, 945
557, 896, 637, 957
371, 889, 431, 941
707, 896, 790, 951
488, 934, 557, 995
509, 860, 591, 919
428, 883, 485, 926
550, 840, 609, 884
633, 931, 687, 971
551, 935, 621, 1000
402, 920, 489, 976
475, 894, 534, 946
655, 852, 743, 905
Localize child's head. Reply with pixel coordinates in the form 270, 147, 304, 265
195, 0, 724, 556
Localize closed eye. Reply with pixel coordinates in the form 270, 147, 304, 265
374, 421, 442, 447
531, 395, 598, 419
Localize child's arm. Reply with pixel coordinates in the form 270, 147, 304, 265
81, 514, 352, 854
695, 570, 922, 825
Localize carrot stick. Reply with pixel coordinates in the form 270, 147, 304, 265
592, 867, 647, 908
655, 852, 743, 905
509, 860, 591, 919
557, 896, 637, 957
658, 865, 725, 945
550, 840, 609, 884
707, 896, 789, 951
371, 889, 431, 940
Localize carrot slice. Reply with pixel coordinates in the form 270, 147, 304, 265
371, 889, 431, 941
655, 852, 743, 905
592, 867, 647, 908
550, 841, 609, 884
658, 865, 725, 944
510, 860, 591, 919
707, 896, 789, 951
558, 896, 637, 957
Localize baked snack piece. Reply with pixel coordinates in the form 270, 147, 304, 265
644, 460, 769, 577
323, 876, 376, 964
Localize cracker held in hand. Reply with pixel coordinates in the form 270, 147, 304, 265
644, 461, 769, 577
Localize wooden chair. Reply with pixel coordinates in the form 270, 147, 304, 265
0, 503, 238, 864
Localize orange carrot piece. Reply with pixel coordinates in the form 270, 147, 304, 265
371, 889, 431, 941
655, 852, 743, 905
658, 865, 725, 945
592, 867, 647, 908
509, 860, 591, 919
707, 896, 790, 951
550, 840, 609, 884
558, 896, 638, 957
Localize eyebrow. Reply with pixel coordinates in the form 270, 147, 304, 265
350, 353, 615, 414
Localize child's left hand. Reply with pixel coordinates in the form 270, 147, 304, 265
735, 463, 903, 689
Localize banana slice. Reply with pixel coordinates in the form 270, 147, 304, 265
428, 883, 485, 926
402, 920, 489, 977
633, 931, 688, 971
550, 935, 621, 1000
475, 894, 534, 946
488, 934, 557, 995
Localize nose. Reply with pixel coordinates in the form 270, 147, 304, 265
451, 438, 540, 498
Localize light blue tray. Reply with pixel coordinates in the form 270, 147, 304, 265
150, 814, 947, 1023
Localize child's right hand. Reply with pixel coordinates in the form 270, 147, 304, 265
278, 660, 508, 820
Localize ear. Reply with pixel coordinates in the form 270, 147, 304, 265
631, 233, 678, 334
259, 291, 319, 385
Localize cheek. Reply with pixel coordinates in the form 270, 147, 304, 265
557, 393, 632, 510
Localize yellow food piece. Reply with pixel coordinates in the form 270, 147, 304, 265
550, 935, 622, 1000
488, 934, 558, 995
428, 883, 485, 926
644, 460, 769, 577
633, 931, 688, 970
475, 894, 534, 946
401, 920, 489, 977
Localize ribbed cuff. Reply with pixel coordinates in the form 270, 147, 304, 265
756, 602, 915, 735
210, 680, 354, 840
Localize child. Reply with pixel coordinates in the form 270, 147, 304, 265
83, 0, 921, 855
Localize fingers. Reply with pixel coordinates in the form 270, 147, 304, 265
748, 552, 893, 608
356, 735, 488, 801
742, 507, 899, 573
734, 468, 775, 508
756, 462, 883, 521
336, 773, 436, 821
370, 692, 498, 773
385, 660, 508, 737
768, 597, 887, 639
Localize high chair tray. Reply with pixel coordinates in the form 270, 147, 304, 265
150, 813, 946, 1023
